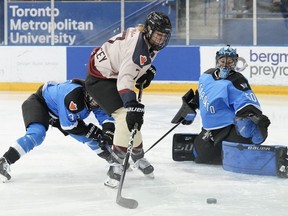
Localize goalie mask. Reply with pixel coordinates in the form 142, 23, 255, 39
216, 45, 238, 79
144, 11, 172, 51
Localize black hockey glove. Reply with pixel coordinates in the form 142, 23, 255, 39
126, 101, 145, 131
99, 122, 115, 150
49, 118, 69, 136
85, 123, 102, 141
135, 65, 156, 89
171, 89, 199, 125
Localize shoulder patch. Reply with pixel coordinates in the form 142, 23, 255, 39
64, 87, 85, 113
69, 101, 78, 111
227, 72, 251, 91
132, 33, 151, 68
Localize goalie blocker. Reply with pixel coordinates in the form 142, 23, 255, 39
172, 133, 288, 178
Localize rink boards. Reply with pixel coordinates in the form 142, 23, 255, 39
0, 46, 287, 94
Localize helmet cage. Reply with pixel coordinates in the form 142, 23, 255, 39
144, 11, 172, 51
84, 91, 99, 110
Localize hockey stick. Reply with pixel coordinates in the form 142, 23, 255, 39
145, 119, 184, 154
145, 88, 197, 154
116, 84, 144, 209
116, 124, 138, 209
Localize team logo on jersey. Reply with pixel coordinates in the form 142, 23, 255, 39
240, 83, 248, 89
140, 55, 147, 65
69, 101, 78, 111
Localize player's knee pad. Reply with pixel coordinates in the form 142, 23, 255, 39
16, 123, 46, 153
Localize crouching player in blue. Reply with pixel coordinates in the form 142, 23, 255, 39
0, 79, 115, 182
172, 46, 287, 178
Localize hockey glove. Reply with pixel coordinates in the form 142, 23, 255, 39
126, 101, 145, 131
234, 114, 271, 144
182, 113, 197, 125
99, 122, 115, 150
135, 65, 156, 89
85, 123, 102, 141
171, 89, 198, 125
49, 118, 69, 136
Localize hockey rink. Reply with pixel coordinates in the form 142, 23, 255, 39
0, 91, 288, 216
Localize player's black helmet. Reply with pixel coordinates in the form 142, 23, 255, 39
84, 90, 99, 110
144, 11, 172, 51
71, 79, 99, 110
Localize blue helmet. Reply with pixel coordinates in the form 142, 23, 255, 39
215, 45, 239, 78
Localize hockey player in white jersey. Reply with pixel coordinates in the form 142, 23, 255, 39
85, 11, 172, 187
0, 79, 115, 182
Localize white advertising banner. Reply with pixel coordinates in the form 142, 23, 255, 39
0, 46, 66, 82
200, 46, 288, 86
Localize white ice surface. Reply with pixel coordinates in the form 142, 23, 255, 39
0, 92, 288, 216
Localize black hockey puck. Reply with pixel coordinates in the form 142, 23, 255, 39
206, 198, 217, 204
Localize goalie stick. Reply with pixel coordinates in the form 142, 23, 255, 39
145, 88, 196, 154
145, 119, 184, 154
116, 83, 144, 209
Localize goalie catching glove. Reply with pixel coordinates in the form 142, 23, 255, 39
234, 113, 271, 144
171, 89, 199, 125
135, 65, 156, 89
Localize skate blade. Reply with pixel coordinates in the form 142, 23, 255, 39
104, 178, 119, 189
145, 172, 155, 179
0, 174, 9, 183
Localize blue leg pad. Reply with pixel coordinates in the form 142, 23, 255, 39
222, 141, 287, 177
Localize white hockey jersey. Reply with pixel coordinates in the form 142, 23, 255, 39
88, 27, 157, 94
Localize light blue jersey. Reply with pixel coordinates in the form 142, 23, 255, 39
42, 80, 113, 131
198, 68, 261, 130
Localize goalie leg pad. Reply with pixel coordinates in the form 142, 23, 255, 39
222, 141, 288, 178
172, 133, 197, 161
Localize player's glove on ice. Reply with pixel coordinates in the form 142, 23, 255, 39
126, 101, 145, 131
135, 65, 156, 89
99, 122, 115, 150
85, 123, 102, 141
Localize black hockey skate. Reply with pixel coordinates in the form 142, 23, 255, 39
104, 163, 123, 188
0, 157, 11, 182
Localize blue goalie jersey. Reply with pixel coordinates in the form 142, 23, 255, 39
198, 68, 261, 130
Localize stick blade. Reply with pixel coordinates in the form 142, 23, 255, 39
116, 196, 138, 209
